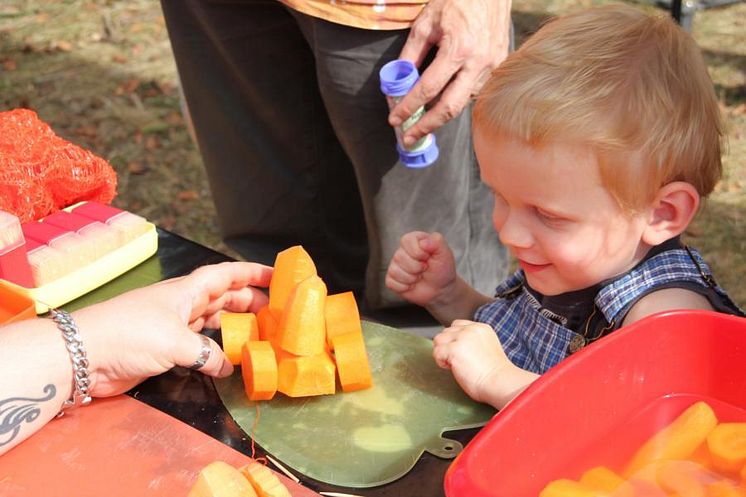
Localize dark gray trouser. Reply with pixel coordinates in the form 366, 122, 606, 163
161, 0, 508, 309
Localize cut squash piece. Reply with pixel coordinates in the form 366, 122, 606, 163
220, 312, 259, 365
189, 461, 258, 497
625, 401, 718, 477
539, 479, 603, 497
277, 351, 336, 397
239, 461, 292, 497
656, 460, 711, 497
707, 423, 746, 474
325, 291, 362, 350
241, 341, 278, 401
332, 331, 373, 392
705, 481, 744, 497
579, 466, 626, 493
256, 305, 280, 343
277, 275, 327, 356
269, 245, 316, 314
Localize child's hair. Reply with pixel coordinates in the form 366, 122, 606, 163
473, 4, 722, 211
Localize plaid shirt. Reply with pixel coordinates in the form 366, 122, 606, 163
474, 246, 744, 374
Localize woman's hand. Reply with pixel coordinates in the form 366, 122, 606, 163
75, 261, 272, 397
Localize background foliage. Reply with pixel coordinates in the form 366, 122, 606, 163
1, 0, 744, 307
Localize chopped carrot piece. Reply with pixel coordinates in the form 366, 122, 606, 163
656, 460, 711, 497
256, 305, 280, 343
707, 423, 746, 474
268, 246, 316, 314
277, 351, 336, 397
539, 479, 603, 497
277, 275, 327, 356
625, 401, 718, 477
706, 481, 743, 497
241, 341, 277, 401
691, 442, 714, 468
189, 461, 258, 497
220, 312, 259, 365
331, 331, 373, 392
325, 291, 362, 350
579, 466, 626, 493
239, 461, 291, 497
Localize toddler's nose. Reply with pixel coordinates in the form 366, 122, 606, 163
497, 212, 533, 249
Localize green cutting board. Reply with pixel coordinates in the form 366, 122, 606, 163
214, 321, 496, 488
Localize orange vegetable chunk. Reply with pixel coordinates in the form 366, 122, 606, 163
189, 461, 258, 497
579, 466, 626, 493
256, 305, 280, 343
269, 245, 317, 314
707, 423, 746, 474
539, 479, 603, 497
277, 351, 336, 397
239, 461, 291, 497
625, 401, 718, 477
241, 341, 278, 401
706, 481, 744, 497
656, 460, 712, 497
220, 312, 259, 365
325, 291, 362, 350
332, 331, 373, 392
278, 275, 327, 356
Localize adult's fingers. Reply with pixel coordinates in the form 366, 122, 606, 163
198, 287, 270, 328
189, 262, 272, 297
177, 333, 234, 378
389, 53, 461, 132
401, 70, 475, 145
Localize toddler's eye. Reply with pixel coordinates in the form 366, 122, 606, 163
535, 208, 565, 225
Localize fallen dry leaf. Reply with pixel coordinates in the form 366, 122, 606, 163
115, 78, 140, 95
127, 162, 147, 175
178, 190, 200, 201
73, 126, 98, 139
145, 135, 160, 150
48, 40, 73, 52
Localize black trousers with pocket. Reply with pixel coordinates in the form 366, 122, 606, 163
161, 0, 508, 309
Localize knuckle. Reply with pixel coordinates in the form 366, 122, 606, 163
440, 100, 462, 121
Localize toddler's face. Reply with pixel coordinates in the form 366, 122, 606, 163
474, 127, 653, 296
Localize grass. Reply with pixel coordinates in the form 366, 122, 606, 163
1, 0, 744, 307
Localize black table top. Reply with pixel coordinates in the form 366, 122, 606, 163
85, 228, 479, 497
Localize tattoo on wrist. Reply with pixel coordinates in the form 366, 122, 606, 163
0, 385, 56, 447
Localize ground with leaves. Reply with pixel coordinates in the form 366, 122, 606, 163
1, 0, 744, 307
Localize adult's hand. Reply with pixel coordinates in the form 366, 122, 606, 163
76, 261, 272, 397
389, 0, 512, 146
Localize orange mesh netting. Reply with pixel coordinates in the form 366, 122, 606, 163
0, 109, 117, 222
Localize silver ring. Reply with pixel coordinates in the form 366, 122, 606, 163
188, 335, 212, 370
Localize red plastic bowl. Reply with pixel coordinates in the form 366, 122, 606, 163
444, 310, 746, 497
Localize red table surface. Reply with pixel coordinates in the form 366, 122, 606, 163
0, 395, 320, 497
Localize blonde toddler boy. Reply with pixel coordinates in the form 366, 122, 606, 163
385, 4, 745, 409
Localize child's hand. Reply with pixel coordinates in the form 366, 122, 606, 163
433, 319, 539, 409
385, 231, 457, 307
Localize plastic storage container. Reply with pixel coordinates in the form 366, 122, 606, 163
444, 310, 746, 497
379, 59, 439, 168
0, 279, 36, 324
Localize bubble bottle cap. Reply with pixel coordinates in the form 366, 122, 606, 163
379, 60, 439, 168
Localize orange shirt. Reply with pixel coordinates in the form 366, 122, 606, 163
278, 0, 428, 30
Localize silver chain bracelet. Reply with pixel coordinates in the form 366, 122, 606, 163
50, 309, 92, 416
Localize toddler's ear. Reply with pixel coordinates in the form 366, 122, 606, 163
642, 181, 700, 246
